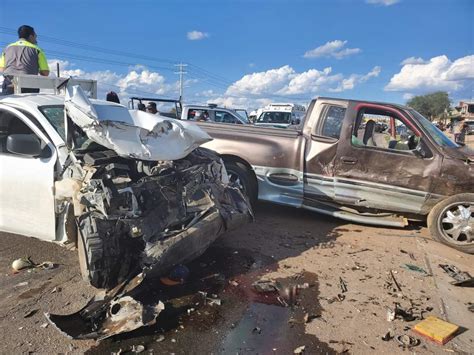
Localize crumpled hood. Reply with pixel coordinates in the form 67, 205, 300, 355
65, 85, 212, 161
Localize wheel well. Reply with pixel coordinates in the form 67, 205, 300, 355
220, 154, 258, 192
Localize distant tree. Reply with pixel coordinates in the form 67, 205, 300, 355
406, 91, 451, 121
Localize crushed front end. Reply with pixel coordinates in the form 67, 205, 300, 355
64, 147, 252, 289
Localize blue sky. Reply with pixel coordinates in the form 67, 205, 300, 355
0, 0, 473, 109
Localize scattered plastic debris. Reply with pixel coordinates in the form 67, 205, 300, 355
381, 330, 393, 341
294, 345, 305, 354
229, 280, 239, 287
412, 316, 459, 345
40, 323, 49, 328
11, 258, 56, 272
156, 335, 165, 342
439, 264, 474, 287
12, 258, 34, 271
402, 264, 428, 276
396, 334, 420, 348
386, 303, 416, 322
15, 282, 29, 287
131, 345, 145, 353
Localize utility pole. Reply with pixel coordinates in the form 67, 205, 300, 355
174, 63, 188, 102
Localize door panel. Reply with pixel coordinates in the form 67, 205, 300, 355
303, 100, 349, 204
0, 106, 57, 240
333, 102, 442, 214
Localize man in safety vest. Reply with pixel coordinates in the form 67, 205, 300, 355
0, 25, 50, 95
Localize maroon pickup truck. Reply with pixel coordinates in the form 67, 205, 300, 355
197, 97, 474, 254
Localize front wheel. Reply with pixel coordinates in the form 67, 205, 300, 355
427, 193, 474, 254
224, 161, 258, 206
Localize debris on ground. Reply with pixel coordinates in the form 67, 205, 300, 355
11, 258, 56, 272
396, 334, 420, 348
387, 270, 402, 292
412, 316, 459, 345
439, 264, 474, 287
386, 303, 416, 322
23, 309, 38, 318
11, 258, 35, 271
293, 345, 305, 354
131, 344, 145, 353
339, 277, 348, 293
252, 326, 262, 334
156, 335, 165, 342
381, 330, 393, 341
45, 273, 165, 340
252, 280, 278, 293
402, 264, 429, 276
347, 248, 371, 255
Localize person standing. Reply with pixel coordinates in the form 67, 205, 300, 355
0, 25, 50, 95
146, 102, 159, 114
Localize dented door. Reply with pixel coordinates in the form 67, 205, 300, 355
332, 102, 442, 214
303, 99, 349, 205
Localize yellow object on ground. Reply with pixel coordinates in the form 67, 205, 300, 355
412, 316, 459, 345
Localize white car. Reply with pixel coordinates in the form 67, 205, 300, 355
0, 85, 252, 292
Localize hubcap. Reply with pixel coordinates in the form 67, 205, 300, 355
439, 203, 473, 245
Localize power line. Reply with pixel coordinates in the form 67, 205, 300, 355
174, 63, 188, 101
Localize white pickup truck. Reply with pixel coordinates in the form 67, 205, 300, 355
0, 77, 252, 291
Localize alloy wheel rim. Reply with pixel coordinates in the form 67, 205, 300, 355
438, 202, 473, 245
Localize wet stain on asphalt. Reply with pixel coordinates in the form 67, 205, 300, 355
87, 247, 335, 354
18, 281, 51, 300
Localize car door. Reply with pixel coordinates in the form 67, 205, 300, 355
332, 101, 442, 214
0, 105, 57, 241
303, 99, 349, 207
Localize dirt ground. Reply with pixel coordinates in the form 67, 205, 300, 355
0, 202, 473, 354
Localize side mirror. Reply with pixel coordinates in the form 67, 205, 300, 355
291, 119, 301, 125
6, 134, 42, 157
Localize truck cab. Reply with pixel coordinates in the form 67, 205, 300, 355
254, 103, 306, 128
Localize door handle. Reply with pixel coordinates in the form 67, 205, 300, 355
340, 156, 358, 164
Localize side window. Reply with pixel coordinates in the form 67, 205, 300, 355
0, 110, 38, 155
352, 109, 420, 151
188, 109, 210, 122
321, 106, 346, 139
215, 111, 236, 123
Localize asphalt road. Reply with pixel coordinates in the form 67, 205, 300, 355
0, 203, 473, 354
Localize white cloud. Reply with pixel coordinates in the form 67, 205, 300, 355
366, 0, 400, 6
329, 66, 381, 92
385, 55, 474, 92
47, 59, 179, 101
400, 57, 426, 65
403, 93, 414, 100
304, 40, 361, 59
187, 31, 209, 41
206, 64, 381, 109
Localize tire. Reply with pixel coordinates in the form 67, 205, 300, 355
224, 160, 258, 206
77, 212, 110, 288
427, 193, 474, 254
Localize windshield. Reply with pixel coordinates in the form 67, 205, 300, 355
409, 109, 458, 148
39, 105, 66, 139
235, 109, 249, 123
257, 111, 291, 124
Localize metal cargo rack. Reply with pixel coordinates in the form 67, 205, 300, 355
12, 74, 97, 98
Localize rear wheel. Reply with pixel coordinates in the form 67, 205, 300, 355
224, 161, 258, 206
427, 193, 474, 254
